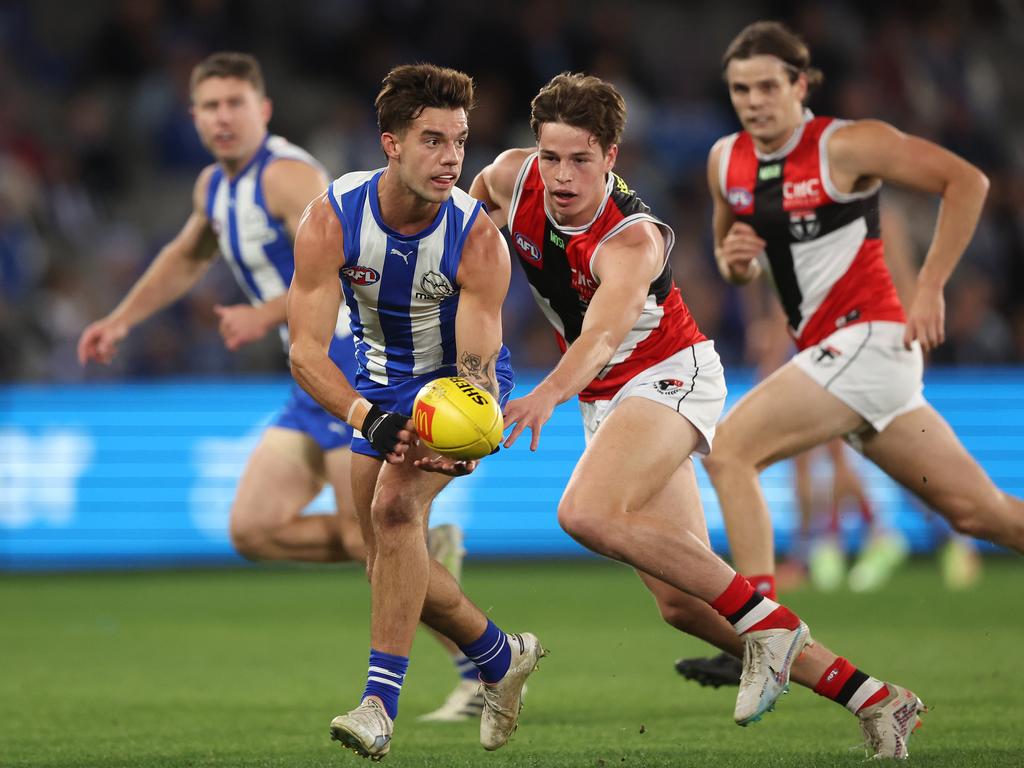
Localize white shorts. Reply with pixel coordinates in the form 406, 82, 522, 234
791, 321, 926, 433
579, 340, 727, 456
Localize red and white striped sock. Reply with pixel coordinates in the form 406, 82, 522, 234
814, 657, 889, 714
746, 573, 777, 600
710, 573, 801, 635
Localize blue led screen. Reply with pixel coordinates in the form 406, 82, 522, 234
2, 369, 1021, 570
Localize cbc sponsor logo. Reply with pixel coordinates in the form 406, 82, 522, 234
783, 178, 821, 201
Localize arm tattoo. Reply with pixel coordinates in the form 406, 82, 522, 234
459, 351, 500, 399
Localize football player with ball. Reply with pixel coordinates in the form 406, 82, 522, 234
472, 72, 922, 758
288, 64, 544, 760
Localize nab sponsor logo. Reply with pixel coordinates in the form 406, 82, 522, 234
654, 378, 686, 395
727, 187, 753, 211
414, 400, 436, 443
341, 265, 380, 286
513, 232, 542, 263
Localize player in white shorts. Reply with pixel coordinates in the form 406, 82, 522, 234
473, 74, 927, 754
703, 21, 1024, 586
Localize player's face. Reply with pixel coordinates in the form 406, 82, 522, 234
536, 122, 618, 228
388, 107, 468, 205
725, 55, 807, 151
191, 77, 271, 169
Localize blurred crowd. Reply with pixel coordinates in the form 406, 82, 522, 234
2, 0, 1022, 382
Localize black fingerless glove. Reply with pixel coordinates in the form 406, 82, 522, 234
361, 404, 409, 457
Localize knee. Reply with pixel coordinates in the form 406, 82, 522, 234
229, 514, 271, 561
557, 493, 625, 559
370, 487, 421, 546
702, 439, 747, 482
939, 490, 1002, 540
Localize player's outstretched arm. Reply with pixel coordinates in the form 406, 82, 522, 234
213, 160, 330, 351
77, 165, 220, 365
708, 139, 764, 286
289, 192, 413, 463
828, 120, 990, 351
469, 148, 533, 231
503, 222, 663, 451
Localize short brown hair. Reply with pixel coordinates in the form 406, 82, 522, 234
530, 73, 626, 152
375, 64, 475, 135
722, 21, 824, 92
190, 52, 265, 96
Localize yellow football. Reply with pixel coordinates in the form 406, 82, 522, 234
412, 376, 503, 460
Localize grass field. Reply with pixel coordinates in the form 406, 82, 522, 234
3, 558, 1023, 767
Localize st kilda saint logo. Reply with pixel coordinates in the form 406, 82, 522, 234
789, 210, 821, 241
654, 378, 687, 395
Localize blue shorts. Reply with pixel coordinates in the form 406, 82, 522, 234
351, 355, 515, 459
274, 383, 353, 452
274, 332, 358, 452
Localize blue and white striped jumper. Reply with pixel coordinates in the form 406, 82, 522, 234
206, 134, 356, 450
326, 168, 514, 458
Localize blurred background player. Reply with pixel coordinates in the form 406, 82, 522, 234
76, 51, 477, 721
474, 73, 924, 757
288, 63, 544, 760
678, 195, 985, 688
703, 19, 1023, 626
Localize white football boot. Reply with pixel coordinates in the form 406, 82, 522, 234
848, 530, 909, 593
857, 684, 925, 760
417, 679, 486, 722
480, 632, 548, 750
427, 523, 466, 584
330, 697, 393, 761
734, 621, 809, 725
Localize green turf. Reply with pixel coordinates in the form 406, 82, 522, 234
2, 558, 1023, 767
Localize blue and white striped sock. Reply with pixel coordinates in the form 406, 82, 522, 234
362, 649, 409, 720
452, 652, 479, 682
458, 620, 511, 684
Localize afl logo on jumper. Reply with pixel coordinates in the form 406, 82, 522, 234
654, 378, 687, 395
727, 187, 754, 212
513, 232, 542, 265
789, 210, 821, 241
341, 265, 381, 286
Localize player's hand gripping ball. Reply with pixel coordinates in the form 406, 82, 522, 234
412, 376, 503, 460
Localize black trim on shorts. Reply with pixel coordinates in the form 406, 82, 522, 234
675, 345, 699, 413
824, 322, 873, 390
